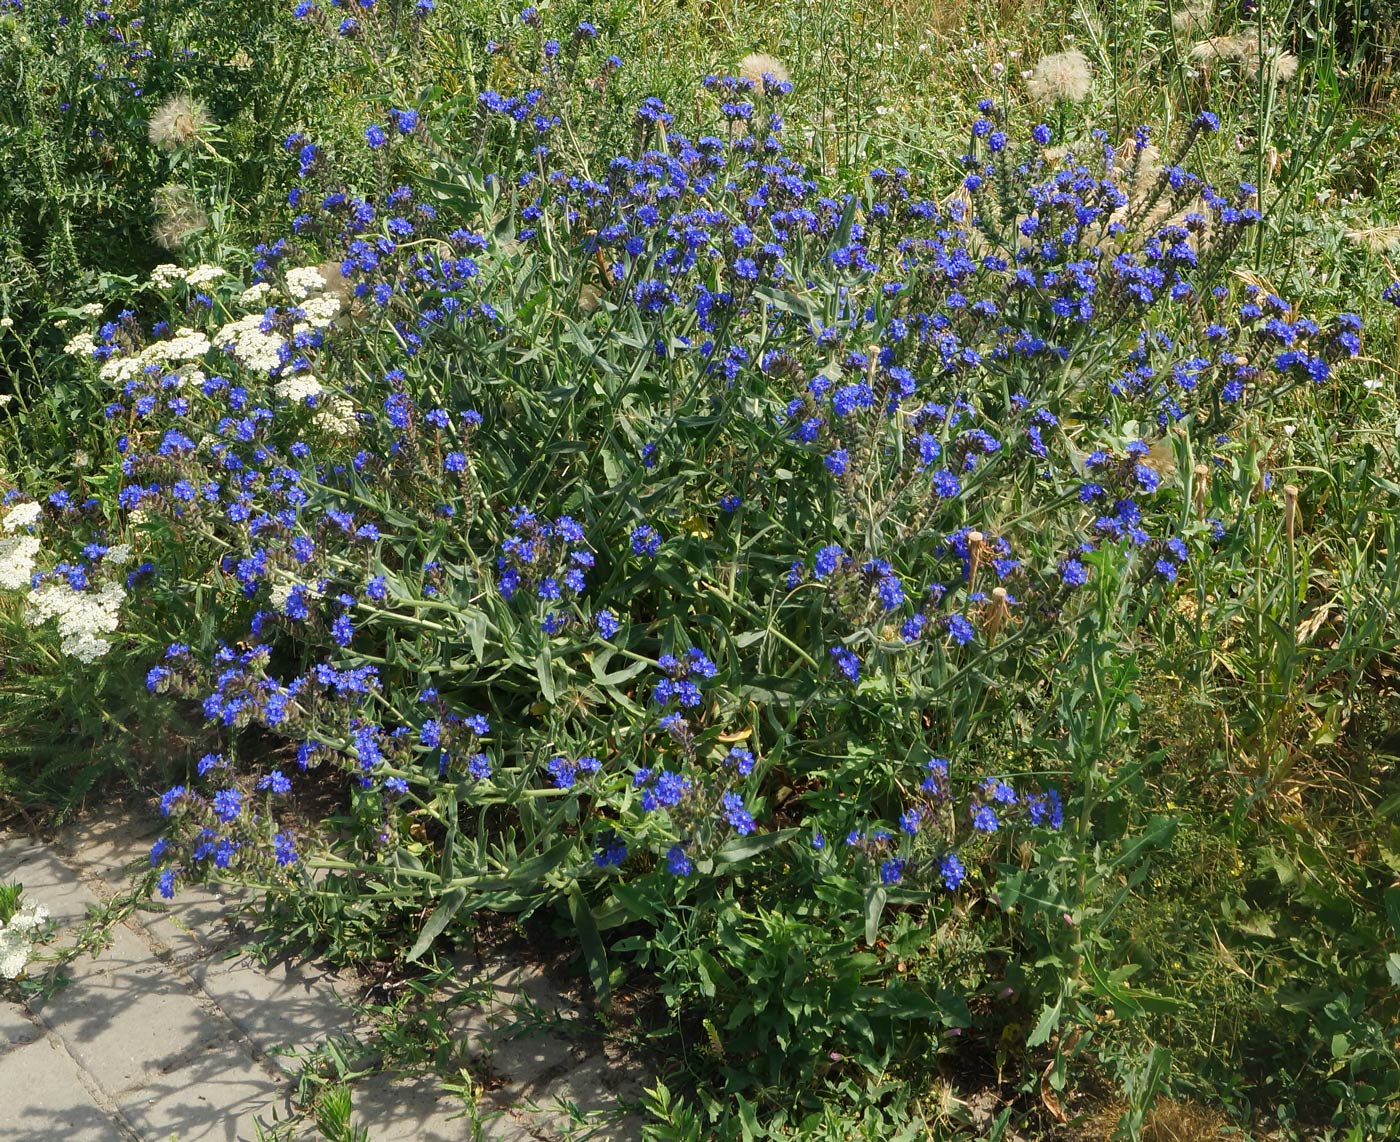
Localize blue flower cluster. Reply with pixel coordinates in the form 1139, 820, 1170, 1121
836, 759, 1062, 891
27, 16, 1361, 925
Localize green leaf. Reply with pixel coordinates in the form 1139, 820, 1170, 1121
1385, 886, 1400, 941
1026, 996, 1063, 1048
1109, 814, 1178, 873
712, 828, 798, 865
567, 883, 611, 1009
535, 645, 556, 705
1085, 951, 1185, 1015
406, 886, 469, 964
864, 885, 887, 948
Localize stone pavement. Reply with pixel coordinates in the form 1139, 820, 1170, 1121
0, 809, 644, 1142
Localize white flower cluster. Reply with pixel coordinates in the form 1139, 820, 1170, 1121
63, 331, 97, 358
184, 265, 226, 287
0, 900, 51, 980
98, 328, 212, 384
75, 302, 104, 319
284, 265, 328, 300
2, 502, 40, 532
314, 395, 360, 437
150, 263, 226, 290
0, 503, 42, 590
295, 294, 341, 332
214, 313, 286, 373
150, 263, 187, 289
0, 535, 39, 590
239, 281, 273, 309
273, 374, 324, 404
25, 578, 126, 663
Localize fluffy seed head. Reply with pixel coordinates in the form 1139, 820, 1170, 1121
152, 184, 208, 251
147, 95, 211, 151
738, 53, 791, 93
1026, 50, 1092, 104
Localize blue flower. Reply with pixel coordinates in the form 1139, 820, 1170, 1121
931, 469, 961, 498
830, 645, 860, 683
971, 804, 999, 832
257, 770, 292, 794
160, 785, 187, 817
665, 844, 693, 876
940, 852, 966, 891
273, 833, 298, 867
595, 609, 621, 639
721, 791, 755, 835
630, 524, 661, 556
725, 747, 755, 776
594, 832, 628, 867
212, 788, 243, 824
880, 858, 905, 886
813, 544, 845, 579
365, 124, 388, 148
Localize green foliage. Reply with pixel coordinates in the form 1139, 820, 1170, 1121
4, 0, 1400, 1139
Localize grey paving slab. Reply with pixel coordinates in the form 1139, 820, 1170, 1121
337, 1069, 501, 1142
116, 1037, 292, 1142
480, 1051, 644, 1142
31, 923, 223, 1096
136, 884, 247, 963
0, 1036, 127, 1142
189, 951, 355, 1068
2, 828, 648, 1142
0, 837, 101, 929
523, 1054, 646, 1141
56, 809, 161, 888
0, 1000, 44, 1052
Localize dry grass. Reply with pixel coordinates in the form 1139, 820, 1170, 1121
1073, 1098, 1232, 1141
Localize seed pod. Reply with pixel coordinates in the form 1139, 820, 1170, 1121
1193, 463, 1210, 519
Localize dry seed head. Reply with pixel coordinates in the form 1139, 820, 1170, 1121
147, 94, 212, 151
1193, 463, 1210, 518
1170, 0, 1213, 36
577, 283, 602, 314
151, 184, 208, 251
966, 531, 986, 586
1265, 51, 1299, 83
983, 586, 1014, 643
1344, 224, 1400, 254
738, 53, 790, 93
1283, 483, 1299, 542
1025, 50, 1092, 104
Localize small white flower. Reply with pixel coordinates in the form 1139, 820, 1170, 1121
2, 502, 41, 532
0, 535, 39, 590
76, 302, 103, 318
274, 375, 325, 405
239, 281, 274, 308
63, 331, 97, 358
0, 927, 31, 979
150, 263, 189, 289
183, 265, 226, 287
284, 265, 329, 301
